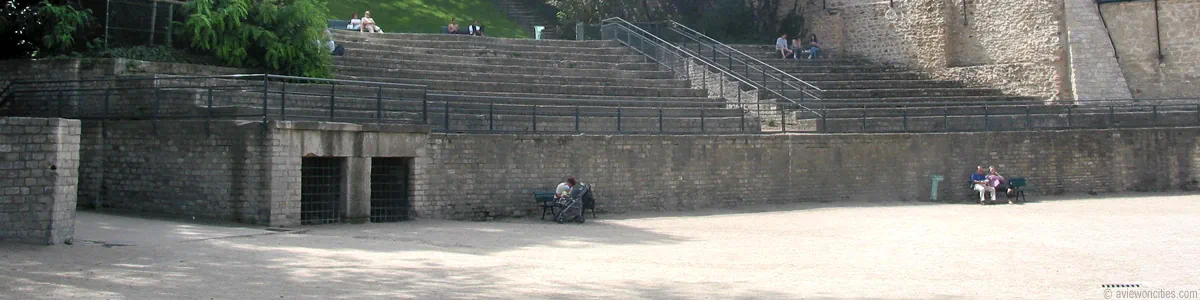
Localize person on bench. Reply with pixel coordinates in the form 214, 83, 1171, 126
361, 11, 383, 33
347, 12, 361, 31
776, 33, 794, 59
987, 166, 1011, 204
448, 17, 461, 34
556, 177, 577, 200
971, 166, 996, 204
469, 20, 485, 37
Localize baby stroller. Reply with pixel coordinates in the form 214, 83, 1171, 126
554, 183, 591, 224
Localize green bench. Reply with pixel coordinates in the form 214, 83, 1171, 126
533, 191, 557, 220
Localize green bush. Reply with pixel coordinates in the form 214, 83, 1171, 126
179, 0, 331, 77
37, 0, 93, 55
92, 46, 222, 65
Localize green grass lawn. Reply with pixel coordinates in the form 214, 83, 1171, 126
327, 0, 530, 38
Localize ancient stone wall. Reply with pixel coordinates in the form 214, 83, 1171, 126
799, 0, 1069, 101
0, 117, 80, 245
1101, 0, 1200, 99
1064, 0, 1133, 101
414, 128, 1200, 219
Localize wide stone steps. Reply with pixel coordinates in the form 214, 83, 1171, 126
338, 41, 646, 63
425, 90, 723, 104
795, 88, 1007, 99
335, 31, 597, 46
333, 57, 668, 78
776, 72, 925, 81
333, 72, 704, 98
810, 80, 966, 89
815, 108, 1199, 133
334, 71, 688, 89
335, 32, 617, 55
340, 49, 655, 70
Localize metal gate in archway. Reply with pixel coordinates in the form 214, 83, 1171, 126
301, 157, 343, 225
370, 157, 412, 222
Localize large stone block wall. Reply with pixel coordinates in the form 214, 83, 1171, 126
1101, 0, 1200, 99
800, 0, 1069, 101
412, 128, 1200, 219
1064, 0, 1133, 101
0, 117, 80, 245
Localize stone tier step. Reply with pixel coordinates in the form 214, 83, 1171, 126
335, 32, 622, 55
805, 96, 1041, 106
339, 41, 646, 63
795, 88, 1008, 99
340, 49, 655, 71
783, 72, 925, 81
334, 31, 599, 47
426, 90, 724, 103
810, 80, 966, 89
313, 69, 708, 98
334, 70, 688, 89
333, 57, 669, 79
815, 109, 1199, 133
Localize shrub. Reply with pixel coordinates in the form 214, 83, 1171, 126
179, 0, 331, 77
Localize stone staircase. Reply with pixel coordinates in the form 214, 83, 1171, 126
492, 0, 560, 39
328, 31, 755, 133
718, 44, 1052, 132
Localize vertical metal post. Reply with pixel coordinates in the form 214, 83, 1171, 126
1109, 105, 1115, 128
781, 105, 787, 132
700, 109, 706, 132
575, 105, 581, 132
902, 105, 908, 132
617, 107, 623, 132
422, 99, 428, 124
206, 88, 213, 136
328, 84, 336, 121
152, 86, 160, 135
376, 86, 383, 125
56, 91, 64, 117
861, 104, 868, 132
658, 108, 664, 132
1025, 105, 1032, 129
1067, 106, 1073, 128
102, 89, 111, 136
944, 105, 950, 132
262, 77, 270, 124
532, 105, 538, 132
1152, 105, 1158, 126
166, 4, 174, 46
1196, 104, 1200, 125
820, 106, 828, 133
104, 0, 110, 50
443, 101, 450, 130
983, 105, 989, 131
148, 1, 158, 45
1154, 0, 1163, 62
488, 101, 494, 131
740, 108, 745, 132
280, 82, 287, 120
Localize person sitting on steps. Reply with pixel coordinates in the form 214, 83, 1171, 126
468, 20, 485, 37
360, 11, 383, 33
790, 38, 804, 59
347, 12, 361, 31
448, 17, 461, 34
807, 34, 821, 60
776, 33, 794, 59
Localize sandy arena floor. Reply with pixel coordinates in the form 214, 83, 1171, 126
2, 193, 1199, 299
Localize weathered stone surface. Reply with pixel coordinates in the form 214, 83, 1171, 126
1102, 0, 1200, 99
0, 117, 80, 245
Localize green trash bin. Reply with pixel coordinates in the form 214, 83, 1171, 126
534, 26, 545, 40
930, 175, 944, 202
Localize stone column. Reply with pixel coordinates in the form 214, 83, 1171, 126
343, 157, 372, 224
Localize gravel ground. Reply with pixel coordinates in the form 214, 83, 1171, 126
2, 193, 1199, 299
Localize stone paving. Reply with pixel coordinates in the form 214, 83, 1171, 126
1, 193, 1198, 299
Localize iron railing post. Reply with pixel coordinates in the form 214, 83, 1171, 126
443, 101, 450, 130
575, 105, 581, 132
1152, 105, 1158, 126
902, 105, 908, 132
1067, 106, 1073, 128
983, 105, 989, 131
103, 89, 111, 136
943, 105, 950, 132
861, 104, 868, 132
781, 104, 787, 132
1196, 104, 1199, 125
820, 106, 828, 133
659, 108, 664, 132
329, 84, 336, 121
740, 108, 746, 132
281, 82, 287, 120
532, 105, 538, 132
617, 106, 623, 132
262, 76, 269, 123
376, 86, 383, 125
153, 86, 160, 135
206, 88, 212, 136
1025, 105, 1032, 129
1109, 105, 1115, 128
489, 101, 494, 131
700, 109, 706, 132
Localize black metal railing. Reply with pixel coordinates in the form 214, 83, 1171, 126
599, 17, 823, 120
0, 81, 12, 109
4, 74, 1199, 135
659, 20, 824, 101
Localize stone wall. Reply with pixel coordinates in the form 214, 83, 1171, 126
1064, 0, 1133, 101
799, 0, 1070, 101
79, 120, 428, 226
1101, 0, 1200, 99
413, 127, 1200, 219
0, 117, 80, 245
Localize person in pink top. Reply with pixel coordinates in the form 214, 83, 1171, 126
986, 166, 1010, 204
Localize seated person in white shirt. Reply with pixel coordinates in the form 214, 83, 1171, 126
347, 12, 361, 31
555, 177, 577, 200
469, 20, 485, 36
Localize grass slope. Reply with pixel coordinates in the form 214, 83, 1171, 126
327, 0, 530, 38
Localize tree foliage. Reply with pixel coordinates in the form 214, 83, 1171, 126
179, 0, 331, 77
37, 0, 93, 55
0, 0, 94, 58
548, 0, 805, 43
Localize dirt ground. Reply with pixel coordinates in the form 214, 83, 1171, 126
2, 193, 1199, 299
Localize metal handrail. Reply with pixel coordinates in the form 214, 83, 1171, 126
666, 26, 823, 101
667, 20, 823, 91
600, 17, 821, 118
0, 81, 12, 110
